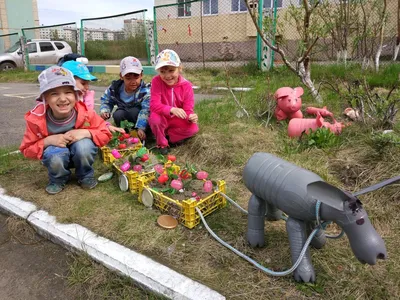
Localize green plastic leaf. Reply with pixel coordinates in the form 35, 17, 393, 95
136, 147, 147, 158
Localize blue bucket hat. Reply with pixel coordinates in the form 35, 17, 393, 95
62, 60, 97, 81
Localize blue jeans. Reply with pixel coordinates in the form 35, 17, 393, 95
42, 138, 98, 184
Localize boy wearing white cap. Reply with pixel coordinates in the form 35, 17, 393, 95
99, 56, 150, 140
20, 66, 112, 194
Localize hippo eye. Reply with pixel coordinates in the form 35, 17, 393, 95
356, 218, 365, 225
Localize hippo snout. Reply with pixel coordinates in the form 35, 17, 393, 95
358, 251, 387, 265
344, 217, 387, 265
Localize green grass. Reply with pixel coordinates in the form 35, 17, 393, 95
1, 63, 400, 299
67, 254, 167, 300
84, 36, 147, 61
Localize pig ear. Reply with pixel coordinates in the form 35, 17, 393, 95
274, 87, 290, 100
307, 181, 351, 211
316, 113, 324, 127
294, 87, 304, 97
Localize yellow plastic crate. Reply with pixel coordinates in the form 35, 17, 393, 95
139, 180, 227, 229
113, 163, 156, 195
101, 130, 142, 164
101, 142, 142, 164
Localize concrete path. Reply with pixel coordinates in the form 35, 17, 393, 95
0, 213, 82, 300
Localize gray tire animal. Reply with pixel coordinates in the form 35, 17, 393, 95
243, 152, 387, 282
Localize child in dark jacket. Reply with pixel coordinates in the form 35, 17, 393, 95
99, 56, 150, 140
149, 49, 199, 154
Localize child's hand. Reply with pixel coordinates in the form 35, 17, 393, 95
44, 134, 73, 148
137, 129, 146, 140
170, 108, 187, 119
100, 112, 110, 120
188, 113, 198, 123
64, 129, 91, 143
108, 125, 125, 134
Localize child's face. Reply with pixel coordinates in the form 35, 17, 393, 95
44, 86, 77, 119
159, 66, 180, 86
120, 72, 143, 93
75, 77, 90, 93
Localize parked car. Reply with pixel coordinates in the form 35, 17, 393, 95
0, 39, 73, 70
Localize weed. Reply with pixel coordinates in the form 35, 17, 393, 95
299, 127, 342, 149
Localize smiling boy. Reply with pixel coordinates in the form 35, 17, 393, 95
20, 66, 112, 194
99, 56, 150, 140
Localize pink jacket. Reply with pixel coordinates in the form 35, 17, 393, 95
20, 101, 112, 160
150, 75, 195, 120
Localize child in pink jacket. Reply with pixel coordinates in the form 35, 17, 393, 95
149, 49, 199, 154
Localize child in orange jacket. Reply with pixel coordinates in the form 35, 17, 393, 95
20, 66, 112, 194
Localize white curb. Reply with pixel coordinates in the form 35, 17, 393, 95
0, 188, 225, 300
0, 188, 37, 218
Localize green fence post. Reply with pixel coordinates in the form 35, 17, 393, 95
153, 7, 158, 56
80, 19, 85, 56
143, 10, 151, 65
271, 0, 278, 69
256, 0, 264, 69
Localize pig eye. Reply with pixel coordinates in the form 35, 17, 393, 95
356, 218, 365, 225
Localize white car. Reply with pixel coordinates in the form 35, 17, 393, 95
0, 39, 73, 70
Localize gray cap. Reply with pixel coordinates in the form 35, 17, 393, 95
37, 66, 80, 99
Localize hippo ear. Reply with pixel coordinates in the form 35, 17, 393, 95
307, 181, 351, 211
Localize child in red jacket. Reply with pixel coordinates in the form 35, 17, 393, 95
149, 49, 199, 154
20, 66, 112, 194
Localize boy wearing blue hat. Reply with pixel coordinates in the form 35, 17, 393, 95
62, 60, 97, 111
63, 60, 125, 134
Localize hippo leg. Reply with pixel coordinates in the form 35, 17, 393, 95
286, 217, 316, 283
247, 194, 266, 247
307, 221, 326, 249
265, 202, 282, 221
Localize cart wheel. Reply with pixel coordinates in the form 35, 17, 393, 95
119, 174, 129, 192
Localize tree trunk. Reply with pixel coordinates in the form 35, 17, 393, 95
375, 47, 382, 72
394, 41, 400, 61
394, 0, 400, 60
298, 60, 322, 103
336, 49, 348, 64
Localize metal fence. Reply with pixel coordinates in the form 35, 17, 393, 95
22, 22, 78, 53
154, 0, 261, 69
152, 0, 399, 70
264, 0, 398, 63
0, 32, 20, 53
80, 10, 151, 65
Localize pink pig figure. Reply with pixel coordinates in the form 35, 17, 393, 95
83, 90, 95, 111
305, 106, 334, 118
288, 112, 345, 137
274, 87, 304, 121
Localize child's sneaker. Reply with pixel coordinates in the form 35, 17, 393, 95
78, 177, 98, 189
45, 182, 65, 195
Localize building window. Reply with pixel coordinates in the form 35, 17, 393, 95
264, 0, 283, 8
203, 0, 218, 15
231, 0, 247, 12
178, 0, 191, 17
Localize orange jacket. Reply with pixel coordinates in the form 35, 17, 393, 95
20, 101, 112, 160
